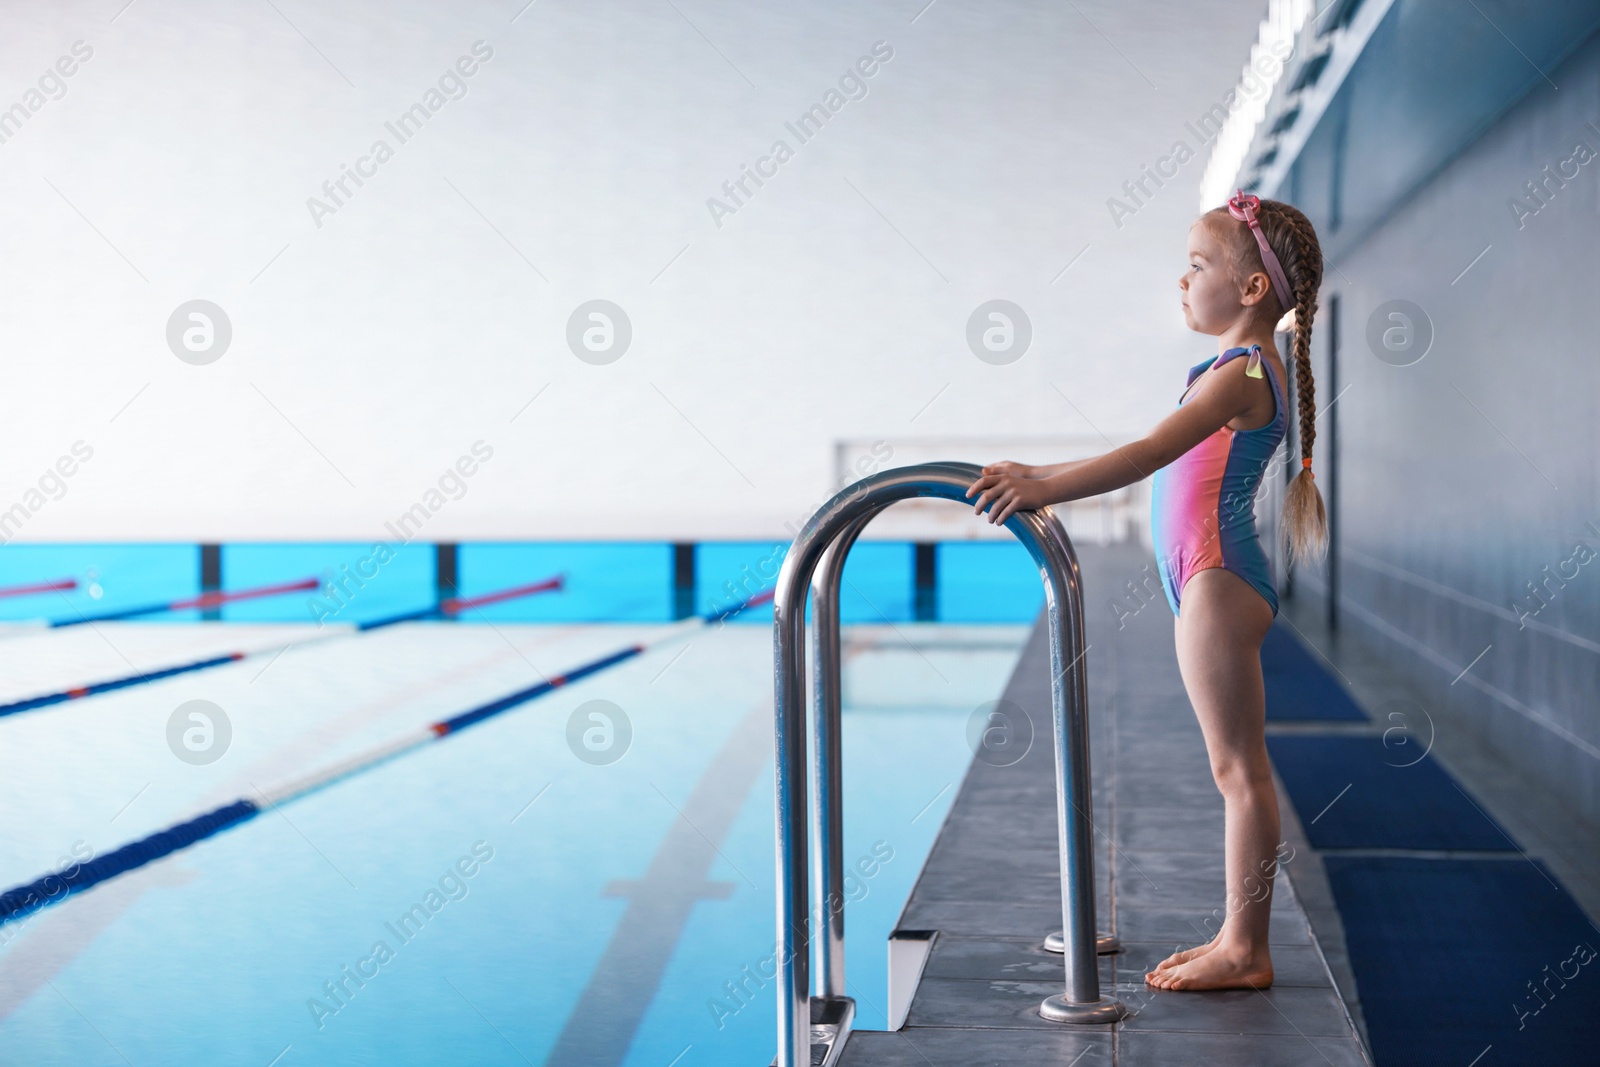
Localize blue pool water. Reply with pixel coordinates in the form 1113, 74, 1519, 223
0, 544, 200, 621
0, 541, 1045, 627
223, 543, 437, 625
0, 617, 1027, 1065
457, 542, 676, 623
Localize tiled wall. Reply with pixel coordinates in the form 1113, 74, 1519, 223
1287, 31, 1600, 821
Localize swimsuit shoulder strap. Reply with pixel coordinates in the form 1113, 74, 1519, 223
1186, 356, 1219, 389
1217, 344, 1284, 396
1246, 344, 1285, 404
1180, 356, 1218, 403
1186, 345, 1285, 421
1180, 347, 1253, 404
1232, 344, 1287, 431
1212, 345, 1255, 370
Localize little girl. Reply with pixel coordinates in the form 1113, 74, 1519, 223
966, 192, 1328, 991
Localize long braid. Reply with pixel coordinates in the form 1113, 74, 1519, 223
1260, 201, 1328, 569
1202, 198, 1329, 569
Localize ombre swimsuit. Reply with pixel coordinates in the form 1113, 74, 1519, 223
1149, 344, 1286, 618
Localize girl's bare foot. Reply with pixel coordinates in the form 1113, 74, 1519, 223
1144, 943, 1273, 991
1151, 933, 1221, 973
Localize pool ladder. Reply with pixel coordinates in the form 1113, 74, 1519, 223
770, 463, 1128, 1067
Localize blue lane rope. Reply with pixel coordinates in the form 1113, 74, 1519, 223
0, 800, 259, 925
0, 576, 568, 722
0, 589, 771, 928
0, 654, 244, 719
47, 576, 320, 628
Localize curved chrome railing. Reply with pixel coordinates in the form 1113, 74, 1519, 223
772, 463, 1128, 1067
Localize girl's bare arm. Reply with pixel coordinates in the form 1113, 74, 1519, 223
967, 357, 1262, 524
983, 459, 1089, 479
1030, 459, 1090, 478
1040, 359, 1258, 501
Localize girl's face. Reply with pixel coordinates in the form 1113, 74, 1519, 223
1179, 218, 1252, 335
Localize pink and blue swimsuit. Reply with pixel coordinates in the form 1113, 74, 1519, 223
1149, 344, 1286, 618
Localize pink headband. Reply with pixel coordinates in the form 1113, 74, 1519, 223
1227, 190, 1293, 313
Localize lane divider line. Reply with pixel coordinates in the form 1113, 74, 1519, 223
440, 576, 564, 616
0, 588, 772, 927
0, 575, 567, 722
0, 578, 77, 601
49, 577, 321, 628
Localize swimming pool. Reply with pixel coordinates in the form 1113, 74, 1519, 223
0, 540, 1048, 627
0, 612, 1027, 1064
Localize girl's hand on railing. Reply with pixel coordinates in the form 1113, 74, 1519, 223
965, 471, 1051, 525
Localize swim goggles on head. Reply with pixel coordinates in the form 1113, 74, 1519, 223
1227, 190, 1293, 314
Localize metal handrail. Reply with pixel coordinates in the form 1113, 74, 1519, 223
772, 462, 1128, 1067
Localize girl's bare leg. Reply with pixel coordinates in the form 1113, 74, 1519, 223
1145, 566, 1278, 991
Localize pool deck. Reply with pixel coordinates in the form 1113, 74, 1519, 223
839, 543, 1372, 1066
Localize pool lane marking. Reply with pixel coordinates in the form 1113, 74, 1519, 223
0, 575, 566, 721
247, 573, 565, 682
0, 635, 554, 1022
0, 576, 321, 641
0, 590, 772, 928
0, 653, 255, 718
0, 577, 78, 636
544, 703, 771, 1067
0, 577, 77, 600
47, 576, 322, 628
439, 576, 562, 615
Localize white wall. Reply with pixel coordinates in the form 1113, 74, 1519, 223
0, 0, 1261, 541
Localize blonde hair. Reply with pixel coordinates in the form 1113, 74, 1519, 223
1201, 198, 1329, 570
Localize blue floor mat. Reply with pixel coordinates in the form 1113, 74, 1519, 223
1261, 624, 1367, 721
1324, 855, 1600, 1065
1267, 735, 1519, 850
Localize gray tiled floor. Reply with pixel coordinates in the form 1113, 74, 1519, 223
841, 543, 1372, 1066
920, 936, 1117, 984
839, 1028, 1112, 1066
1117, 1031, 1369, 1067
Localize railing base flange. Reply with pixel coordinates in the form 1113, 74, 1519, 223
1039, 993, 1130, 1024
1043, 930, 1121, 955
